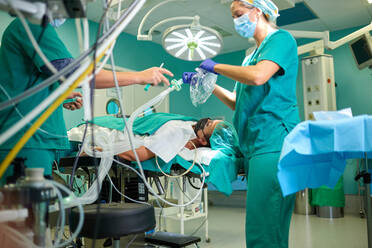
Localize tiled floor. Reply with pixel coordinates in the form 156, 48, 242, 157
185, 206, 368, 248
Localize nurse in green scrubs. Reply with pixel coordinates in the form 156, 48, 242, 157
0, 18, 174, 184
185, 0, 300, 247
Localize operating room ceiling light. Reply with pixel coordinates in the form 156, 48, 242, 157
137, 0, 223, 61
162, 17, 223, 61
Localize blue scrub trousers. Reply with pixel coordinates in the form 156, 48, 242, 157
245, 152, 295, 248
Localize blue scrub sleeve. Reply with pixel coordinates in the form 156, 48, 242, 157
257, 31, 297, 75
41, 58, 78, 78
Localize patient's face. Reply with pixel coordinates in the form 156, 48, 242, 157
196, 119, 222, 142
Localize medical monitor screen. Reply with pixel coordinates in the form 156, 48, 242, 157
350, 35, 372, 69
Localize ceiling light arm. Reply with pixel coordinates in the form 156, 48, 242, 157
326, 22, 372, 50
147, 16, 199, 40
289, 30, 330, 42
288, 30, 328, 55
297, 40, 325, 56
288, 22, 372, 55
137, 0, 186, 40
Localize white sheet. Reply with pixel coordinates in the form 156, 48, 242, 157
143, 120, 196, 163
178, 147, 219, 166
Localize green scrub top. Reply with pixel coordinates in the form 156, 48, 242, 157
0, 18, 73, 150
233, 29, 300, 157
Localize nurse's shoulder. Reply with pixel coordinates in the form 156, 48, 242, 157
269, 29, 297, 45
265, 29, 298, 59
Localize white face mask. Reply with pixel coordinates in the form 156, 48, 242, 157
50, 18, 66, 28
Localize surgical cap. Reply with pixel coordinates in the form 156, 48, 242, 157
238, 0, 280, 22
210, 121, 242, 157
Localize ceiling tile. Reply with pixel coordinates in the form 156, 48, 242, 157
282, 18, 328, 32
305, 0, 371, 31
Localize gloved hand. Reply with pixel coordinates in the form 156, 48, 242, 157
200, 59, 219, 74
182, 72, 196, 84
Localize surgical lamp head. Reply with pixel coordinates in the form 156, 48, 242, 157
162, 16, 223, 61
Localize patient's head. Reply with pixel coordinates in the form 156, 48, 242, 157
193, 118, 223, 147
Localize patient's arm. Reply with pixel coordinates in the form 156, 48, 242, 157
81, 146, 154, 161
118, 139, 201, 161
84, 140, 200, 162
118, 146, 155, 161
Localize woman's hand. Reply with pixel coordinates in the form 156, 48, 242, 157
182, 72, 196, 85
200, 59, 219, 74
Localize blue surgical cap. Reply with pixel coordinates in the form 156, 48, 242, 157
239, 0, 280, 22
210, 121, 242, 157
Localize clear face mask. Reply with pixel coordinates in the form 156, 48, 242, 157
188, 68, 218, 107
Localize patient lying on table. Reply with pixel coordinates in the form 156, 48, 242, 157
118, 118, 221, 162
68, 117, 223, 163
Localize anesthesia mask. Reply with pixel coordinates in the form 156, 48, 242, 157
184, 68, 218, 107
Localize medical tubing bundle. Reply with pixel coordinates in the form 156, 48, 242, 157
66, 2, 140, 207
0, 0, 147, 178
0, 0, 145, 112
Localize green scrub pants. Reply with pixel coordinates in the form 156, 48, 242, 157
245, 152, 295, 248
0, 149, 66, 186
